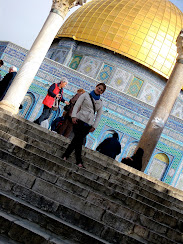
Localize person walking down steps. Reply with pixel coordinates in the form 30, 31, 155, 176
62, 83, 107, 168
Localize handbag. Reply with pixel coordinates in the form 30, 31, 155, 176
64, 103, 72, 112
52, 97, 60, 111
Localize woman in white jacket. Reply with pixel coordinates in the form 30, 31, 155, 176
62, 83, 106, 167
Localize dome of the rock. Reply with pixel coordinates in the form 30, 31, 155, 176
56, 0, 183, 78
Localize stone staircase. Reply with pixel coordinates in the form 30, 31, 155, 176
0, 108, 183, 244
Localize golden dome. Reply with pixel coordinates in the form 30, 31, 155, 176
56, 0, 183, 79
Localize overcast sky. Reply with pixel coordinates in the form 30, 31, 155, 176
0, 0, 183, 50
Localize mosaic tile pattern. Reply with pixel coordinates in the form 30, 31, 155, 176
69, 55, 83, 70
77, 56, 102, 78
146, 153, 169, 180
2, 41, 183, 188
52, 50, 68, 64
148, 158, 168, 180
172, 157, 183, 187
139, 82, 162, 106
18, 94, 34, 119
126, 142, 138, 157
0, 69, 7, 81
97, 63, 114, 83
127, 77, 144, 97
155, 141, 182, 184
176, 174, 183, 191
85, 135, 95, 149
57, 0, 183, 78
171, 100, 183, 120
75, 42, 166, 89
109, 67, 133, 92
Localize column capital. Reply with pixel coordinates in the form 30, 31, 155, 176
176, 29, 183, 62
51, 0, 86, 18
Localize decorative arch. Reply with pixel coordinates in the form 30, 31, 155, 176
95, 129, 119, 149
147, 153, 169, 180
125, 141, 138, 158
18, 92, 36, 119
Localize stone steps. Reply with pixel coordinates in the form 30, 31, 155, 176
0, 143, 182, 243
0, 235, 19, 244
0, 170, 147, 244
0, 126, 183, 222
0, 191, 110, 244
1, 119, 183, 208
0, 109, 183, 243
1, 112, 183, 204
0, 144, 181, 229
0, 124, 183, 213
0, 210, 69, 244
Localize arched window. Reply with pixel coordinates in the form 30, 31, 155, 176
18, 92, 35, 119
96, 129, 119, 149
147, 153, 169, 180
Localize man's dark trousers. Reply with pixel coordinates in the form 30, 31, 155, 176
34, 105, 52, 125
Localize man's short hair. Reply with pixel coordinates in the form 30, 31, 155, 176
60, 77, 68, 84
0, 60, 4, 66
10, 66, 17, 72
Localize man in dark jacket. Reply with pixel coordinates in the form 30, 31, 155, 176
96, 132, 121, 159
34, 77, 69, 125
0, 66, 17, 101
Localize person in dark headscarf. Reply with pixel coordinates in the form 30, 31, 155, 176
96, 132, 121, 159
121, 147, 144, 171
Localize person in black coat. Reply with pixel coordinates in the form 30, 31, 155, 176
0, 66, 17, 101
0, 60, 4, 81
121, 147, 144, 171
96, 132, 121, 159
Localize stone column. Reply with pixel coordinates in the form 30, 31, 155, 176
0, 0, 86, 114
136, 29, 183, 172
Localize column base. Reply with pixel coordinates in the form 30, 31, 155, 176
0, 100, 19, 114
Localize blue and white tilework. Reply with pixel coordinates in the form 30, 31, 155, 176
97, 63, 114, 83
139, 82, 162, 106
1, 40, 183, 189
109, 67, 133, 92
171, 99, 183, 120
77, 56, 102, 78
127, 77, 144, 97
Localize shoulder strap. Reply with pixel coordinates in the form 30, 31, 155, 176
89, 93, 96, 114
